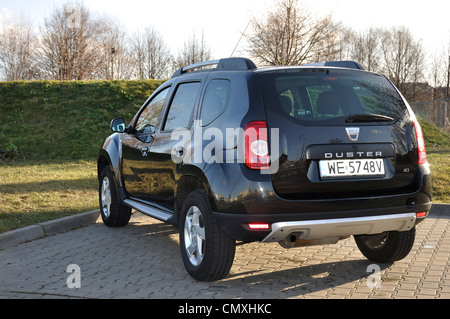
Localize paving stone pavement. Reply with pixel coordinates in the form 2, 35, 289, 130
0, 207, 449, 299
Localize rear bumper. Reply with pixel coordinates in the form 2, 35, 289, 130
212, 202, 431, 242
262, 212, 416, 243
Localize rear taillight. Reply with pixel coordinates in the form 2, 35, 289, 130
248, 223, 270, 230
416, 211, 427, 218
244, 121, 270, 169
413, 120, 427, 164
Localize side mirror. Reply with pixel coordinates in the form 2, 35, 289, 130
110, 118, 126, 133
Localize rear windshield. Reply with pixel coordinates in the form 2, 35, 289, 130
257, 69, 406, 125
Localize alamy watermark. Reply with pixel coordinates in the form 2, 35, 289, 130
366, 264, 381, 289
170, 120, 280, 174
66, 264, 81, 289
64, 262, 382, 291
65, 5, 82, 29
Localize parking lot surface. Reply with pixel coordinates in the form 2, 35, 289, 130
0, 206, 449, 299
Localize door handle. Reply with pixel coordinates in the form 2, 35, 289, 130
141, 147, 149, 157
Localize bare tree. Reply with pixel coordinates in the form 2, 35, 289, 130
380, 26, 425, 97
246, 0, 339, 66
430, 44, 450, 99
430, 51, 444, 99
312, 21, 353, 62
97, 17, 133, 80
0, 18, 39, 80
174, 31, 212, 68
409, 44, 426, 102
445, 45, 450, 99
131, 26, 172, 80
348, 27, 383, 72
38, 2, 102, 80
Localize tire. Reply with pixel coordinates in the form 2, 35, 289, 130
354, 228, 416, 263
99, 165, 131, 227
179, 190, 236, 281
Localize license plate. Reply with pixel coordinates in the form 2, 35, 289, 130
319, 158, 385, 178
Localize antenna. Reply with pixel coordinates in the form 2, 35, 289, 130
230, 21, 250, 57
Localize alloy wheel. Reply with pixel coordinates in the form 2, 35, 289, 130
101, 176, 112, 218
183, 206, 206, 266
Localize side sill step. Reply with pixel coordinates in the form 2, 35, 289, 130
123, 199, 172, 222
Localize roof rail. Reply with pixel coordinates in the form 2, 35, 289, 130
303, 61, 365, 70
171, 57, 257, 78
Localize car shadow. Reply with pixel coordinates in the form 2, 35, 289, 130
429, 204, 450, 220
106, 215, 391, 298
221, 257, 389, 297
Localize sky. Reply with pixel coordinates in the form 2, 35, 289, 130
1, 0, 449, 60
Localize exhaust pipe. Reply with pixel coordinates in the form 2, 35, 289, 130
278, 232, 348, 249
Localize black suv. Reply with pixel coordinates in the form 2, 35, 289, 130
97, 57, 432, 281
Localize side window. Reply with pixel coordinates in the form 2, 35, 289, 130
200, 79, 230, 126
135, 87, 170, 134
163, 82, 201, 131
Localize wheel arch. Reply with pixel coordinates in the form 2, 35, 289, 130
97, 153, 110, 180
176, 165, 217, 221
97, 133, 123, 187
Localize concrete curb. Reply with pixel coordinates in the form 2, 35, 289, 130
0, 209, 100, 250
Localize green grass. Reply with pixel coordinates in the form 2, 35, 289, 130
0, 80, 164, 161
0, 160, 97, 233
420, 119, 450, 150
427, 153, 450, 202
0, 80, 163, 233
0, 80, 449, 233
420, 118, 450, 203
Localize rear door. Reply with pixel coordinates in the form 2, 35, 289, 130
257, 68, 420, 200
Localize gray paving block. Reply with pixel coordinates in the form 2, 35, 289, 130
430, 203, 450, 215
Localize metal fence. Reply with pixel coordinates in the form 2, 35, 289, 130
410, 99, 450, 133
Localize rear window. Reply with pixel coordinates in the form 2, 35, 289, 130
257, 69, 406, 125
163, 82, 201, 131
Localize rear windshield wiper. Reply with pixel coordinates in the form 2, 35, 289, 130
346, 114, 395, 123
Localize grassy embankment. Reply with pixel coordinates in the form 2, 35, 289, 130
0, 80, 449, 233
0, 80, 163, 233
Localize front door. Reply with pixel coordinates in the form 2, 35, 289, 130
121, 87, 170, 202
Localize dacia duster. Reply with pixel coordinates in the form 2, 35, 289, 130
97, 58, 432, 281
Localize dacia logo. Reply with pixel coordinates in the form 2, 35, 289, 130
345, 127, 360, 142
